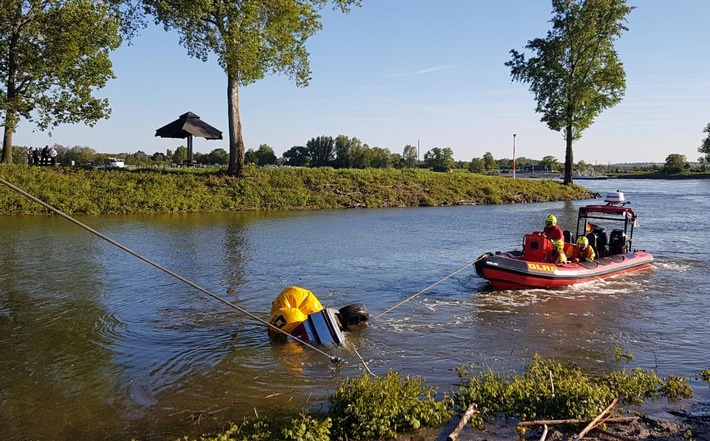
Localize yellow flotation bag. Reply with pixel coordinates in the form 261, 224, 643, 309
268, 286, 323, 338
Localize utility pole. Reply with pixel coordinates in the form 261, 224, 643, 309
513, 133, 515, 179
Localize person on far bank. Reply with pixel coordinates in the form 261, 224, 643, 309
576, 236, 595, 262
550, 239, 567, 265
543, 214, 564, 242
49, 146, 58, 166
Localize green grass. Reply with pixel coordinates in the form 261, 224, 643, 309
0, 164, 594, 215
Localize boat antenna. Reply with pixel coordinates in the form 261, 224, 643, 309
0, 177, 342, 364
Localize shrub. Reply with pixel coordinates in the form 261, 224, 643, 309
328, 370, 452, 440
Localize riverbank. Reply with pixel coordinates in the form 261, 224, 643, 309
0, 165, 595, 215
610, 171, 710, 179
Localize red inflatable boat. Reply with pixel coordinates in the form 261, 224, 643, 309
475, 191, 654, 290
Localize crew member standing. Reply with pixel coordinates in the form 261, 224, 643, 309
543, 214, 564, 242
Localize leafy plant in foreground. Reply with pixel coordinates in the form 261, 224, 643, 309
328, 370, 452, 440
453, 353, 693, 426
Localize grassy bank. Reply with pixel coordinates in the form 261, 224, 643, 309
0, 165, 594, 215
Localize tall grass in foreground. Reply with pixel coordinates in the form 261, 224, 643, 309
0, 165, 594, 215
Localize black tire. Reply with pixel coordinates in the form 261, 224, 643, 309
338, 304, 369, 330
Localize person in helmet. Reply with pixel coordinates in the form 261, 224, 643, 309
549, 239, 567, 264
576, 236, 595, 262
543, 214, 564, 241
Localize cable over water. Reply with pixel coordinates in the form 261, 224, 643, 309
374, 255, 487, 320
0, 177, 340, 364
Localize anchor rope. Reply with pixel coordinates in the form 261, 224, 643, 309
0, 177, 340, 364
374, 254, 487, 320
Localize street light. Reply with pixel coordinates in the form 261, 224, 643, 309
513, 133, 515, 179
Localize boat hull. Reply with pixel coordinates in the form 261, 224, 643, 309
475, 251, 654, 290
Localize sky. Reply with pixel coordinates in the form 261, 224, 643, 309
12, 0, 710, 164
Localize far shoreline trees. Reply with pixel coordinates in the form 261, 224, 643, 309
12, 140, 706, 177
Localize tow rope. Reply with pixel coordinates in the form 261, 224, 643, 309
374, 255, 487, 320
0, 177, 341, 364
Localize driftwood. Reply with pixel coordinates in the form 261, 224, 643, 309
570, 398, 619, 440
539, 424, 549, 441
446, 404, 479, 441
518, 416, 638, 427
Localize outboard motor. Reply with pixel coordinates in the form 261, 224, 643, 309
609, 229, 627, 255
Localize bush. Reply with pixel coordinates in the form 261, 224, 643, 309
328, 370, 452, 440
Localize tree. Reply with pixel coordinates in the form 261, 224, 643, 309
60, 145, 97, 166
505, 0, 633, 185
144, 0, 360, 177
482, 152, 496, 171
333, 135, 363, 169
1, 0, 126, 163
698, 122, 710, 165
423, 147, 455, 170
306, 135, 334, 167
663, 153, 687, 175
173, 145, 188, 164
282, 145, 309, 166
369, 146, 391, 168
123, 150, 151, 166
540, 155, 559, 172
402, 144, 418, 168
206, 148, 229, 165
254, 144, 276, 165
469, 157, 484, 173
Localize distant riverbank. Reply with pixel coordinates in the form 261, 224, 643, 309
0, 165, 595, 215
610, 171, 710, 179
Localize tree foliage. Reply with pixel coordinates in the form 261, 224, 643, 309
540, 155, 559, 171
403, 144, 418, 168
469, 157, 484, 173
307, 135, 335, 167
505, 0, 633, 185
423, 147, 455, 170
0, 0, 127, 163
143, 0, 360, 177
253, 143, 276, 166
698, 122, 710, 165
283, 145, 310, 167
482, 152, 496, 171
663, 153, 687, 174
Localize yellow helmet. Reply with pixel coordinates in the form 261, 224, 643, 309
545, 214, 557, 226
577, 236, 589, 247
552, 239, 564, 250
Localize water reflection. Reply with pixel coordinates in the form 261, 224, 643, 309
221, 220, 247, 297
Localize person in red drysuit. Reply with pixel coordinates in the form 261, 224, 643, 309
543, 214, 564, 241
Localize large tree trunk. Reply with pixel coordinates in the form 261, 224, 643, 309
226, 74, 245, 177
564, 124, 574, 185
2, 124, 13, 164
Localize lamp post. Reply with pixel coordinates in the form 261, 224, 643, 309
513, 133, 515, 179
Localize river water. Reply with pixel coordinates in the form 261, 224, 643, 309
1, 178, 708, 440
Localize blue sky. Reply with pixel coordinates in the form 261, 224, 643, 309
13, 0, 710, 164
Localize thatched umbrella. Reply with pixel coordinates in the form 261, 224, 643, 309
155, 112, 223, 164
